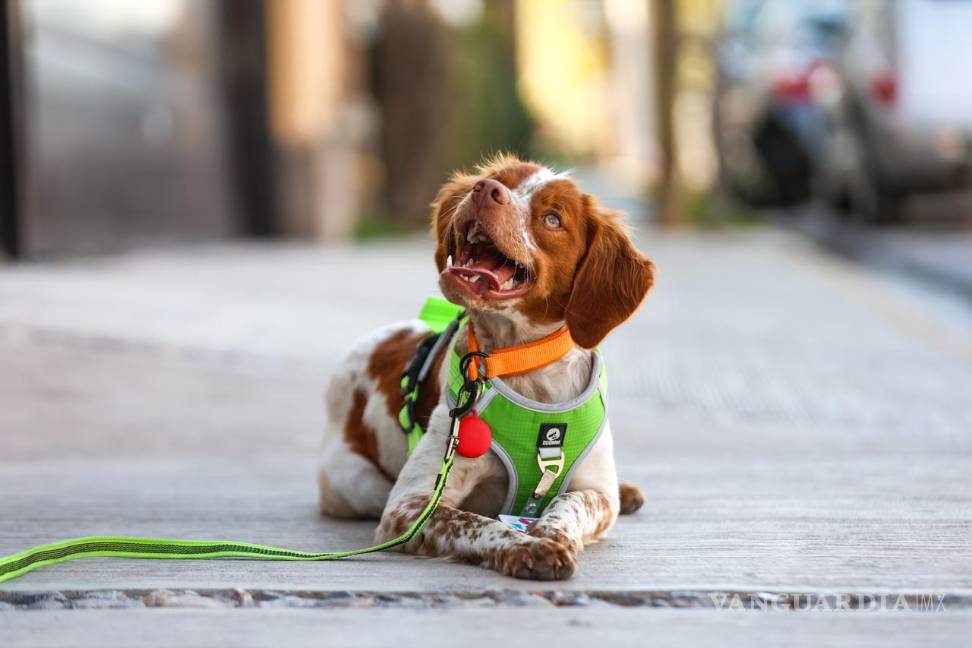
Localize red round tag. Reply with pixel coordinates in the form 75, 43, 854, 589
457, 411, 492, 458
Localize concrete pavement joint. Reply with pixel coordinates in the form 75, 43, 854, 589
2, 589, 970, 612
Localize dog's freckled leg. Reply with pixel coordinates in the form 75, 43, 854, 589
375, 495, 576, 580
529, 490, 618, 555
372, 401, 575, 580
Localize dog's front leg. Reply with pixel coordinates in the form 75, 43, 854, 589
378, 497, 576, 579
375, 404, 576, 580
528, 489, 620, 555
527, 424, 621, 555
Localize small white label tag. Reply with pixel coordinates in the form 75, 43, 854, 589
498, 514, 539, 533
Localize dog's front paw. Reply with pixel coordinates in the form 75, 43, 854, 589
496, 538, 576, 581
528, 527, 582, 555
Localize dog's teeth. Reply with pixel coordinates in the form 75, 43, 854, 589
512, 277, 521, 288
469, 275, 480, 283
447, 255, 453, 267
501, 278, 513, 290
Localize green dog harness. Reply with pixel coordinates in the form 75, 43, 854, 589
399, 300, 608, 521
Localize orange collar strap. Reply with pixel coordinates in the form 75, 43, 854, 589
465, 323, 575, 381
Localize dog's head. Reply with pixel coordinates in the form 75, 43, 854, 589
432, 154, 654, 348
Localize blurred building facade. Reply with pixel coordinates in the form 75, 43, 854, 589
3, 0, 263, 256
1, 0, 725, 259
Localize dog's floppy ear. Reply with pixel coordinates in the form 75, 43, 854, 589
566, 204, 655, 349
431, 171, 477, 273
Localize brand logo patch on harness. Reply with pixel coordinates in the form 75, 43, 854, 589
537, 423, 567, 449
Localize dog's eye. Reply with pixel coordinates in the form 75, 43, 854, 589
542, 213, 562, 229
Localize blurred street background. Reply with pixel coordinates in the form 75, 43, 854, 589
3, 0, 972, 257
2, 1, 972, 646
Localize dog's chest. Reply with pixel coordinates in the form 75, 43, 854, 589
456, 455, 509, 517
501, 349, 593, 403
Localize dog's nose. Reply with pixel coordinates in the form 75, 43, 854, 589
471, 179, 511, 209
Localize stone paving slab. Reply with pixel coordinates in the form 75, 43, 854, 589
3, 608, 972, 648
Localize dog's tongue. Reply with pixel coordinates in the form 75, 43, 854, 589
491, 261, 516, 287
468, 246, 516, 289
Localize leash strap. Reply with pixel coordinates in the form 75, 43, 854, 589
0, 363, 487, 585
0, 301, 482, 585
3, 296, 583, 584
0, 454, 455, 585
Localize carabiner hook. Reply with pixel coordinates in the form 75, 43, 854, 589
450, 378, 483, 419
459, 351, 488, 381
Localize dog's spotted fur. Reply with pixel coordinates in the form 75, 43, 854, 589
319, 155, 653, 579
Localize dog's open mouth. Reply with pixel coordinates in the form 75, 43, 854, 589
445, 219, 533, 299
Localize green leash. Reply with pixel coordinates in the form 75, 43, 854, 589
0, 457, 453, 584
0, 299, 476, 585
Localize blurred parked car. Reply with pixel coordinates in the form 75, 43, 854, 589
713, 0, 848, 207
815, 0, 972, 222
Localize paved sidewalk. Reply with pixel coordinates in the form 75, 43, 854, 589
1, 228, 971, 646
786, 206, 972, 301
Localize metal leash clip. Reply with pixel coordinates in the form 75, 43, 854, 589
449, 378, 482, 419
451, 351, 488, 420
444, 352, 488, 462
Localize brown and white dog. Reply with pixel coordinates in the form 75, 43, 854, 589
318, 155, 654, 580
